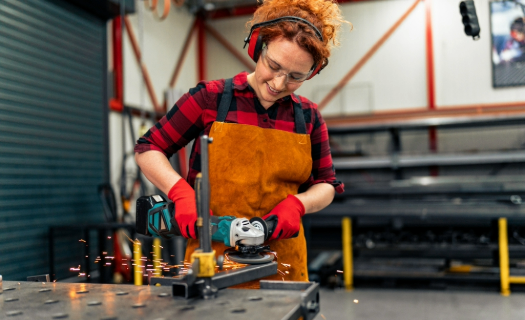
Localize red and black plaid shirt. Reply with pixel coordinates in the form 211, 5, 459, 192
134, 72, 344, 194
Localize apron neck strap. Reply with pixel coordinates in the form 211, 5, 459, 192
292, 94, 306, 134
216, 78, 234, 123
215, 78, 307, 135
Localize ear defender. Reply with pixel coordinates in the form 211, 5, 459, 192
243, 16, 327, 79
247, 28, 263, 62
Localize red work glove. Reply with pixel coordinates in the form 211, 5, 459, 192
263, 194, 306, 240
168, 179, 198, 239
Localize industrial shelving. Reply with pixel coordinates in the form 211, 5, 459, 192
308, 109, 525, 293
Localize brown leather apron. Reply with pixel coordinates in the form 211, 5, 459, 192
184, 78, 312, 288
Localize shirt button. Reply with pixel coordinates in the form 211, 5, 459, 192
263, 118, 268, 122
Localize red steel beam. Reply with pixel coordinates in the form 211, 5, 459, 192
425, 0, 435, 110
124, 16, 162, 113
207, 0, 380, 19
207, 5, 258, 19
318, 0, 421, 111
425, 0, 438, 175
204, 22, 256, 72
169, 18, 198, 89
197, 16, 207, 81
109, 16, 124, 112
324, 102, 525, 128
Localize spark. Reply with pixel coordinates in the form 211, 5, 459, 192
53, 280, 57, 283
105, 256, 115, 260
79, 239, 86, 243
102, 252, 107, 255
70, 265, 81, 271
107, 236, 111, 239
321, 314, 327, 320
281, 263, 291, 268
78, 273, 86, 277
337, 270, 343, 273
353, 300, 359, 304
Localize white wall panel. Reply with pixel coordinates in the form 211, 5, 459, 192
433, 0, 525, 107
299, 0, 427, 113
123, 5, 197, 109
208, 1, 428, 115
207, 16, 255, 81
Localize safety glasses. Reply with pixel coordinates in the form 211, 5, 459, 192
260, 44, 313, 83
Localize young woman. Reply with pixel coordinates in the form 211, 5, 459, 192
135, 0, 348, 287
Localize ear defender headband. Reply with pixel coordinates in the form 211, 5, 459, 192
243, 16, 328, 80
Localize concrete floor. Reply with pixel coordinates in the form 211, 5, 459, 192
315, 288, 525, 320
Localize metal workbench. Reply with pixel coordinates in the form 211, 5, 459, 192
0, 280, 319, 320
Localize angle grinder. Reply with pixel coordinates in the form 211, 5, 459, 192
136, 195, 296, 264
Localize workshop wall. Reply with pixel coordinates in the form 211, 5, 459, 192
114, 0, 525, 206
207, 0, 525, 113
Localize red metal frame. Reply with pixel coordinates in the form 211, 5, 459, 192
197, 16, 207, 81
109, 16, 124, 112
207, 0, 376, 19
324, 103, 525, 127
318, 0, 420, 111
425, 0, 438, 175
425, 0, 435, 111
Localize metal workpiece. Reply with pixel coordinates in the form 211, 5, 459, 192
199, 135, 213, 254
150, 262, 278, 299
26, 274, 50, 283
196, 135, 216, 299
259, 281, 320, 320
1, 280, 316, 320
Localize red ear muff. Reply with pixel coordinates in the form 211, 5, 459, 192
247, 28, 262, 62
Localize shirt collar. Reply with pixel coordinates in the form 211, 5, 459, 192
232, 71, 250, 91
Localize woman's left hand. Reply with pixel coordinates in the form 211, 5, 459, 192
263, 194, 306, 240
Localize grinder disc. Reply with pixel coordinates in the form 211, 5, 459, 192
226, 251, 274, 264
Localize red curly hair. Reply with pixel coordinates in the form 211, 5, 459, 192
247, 0, 350, 66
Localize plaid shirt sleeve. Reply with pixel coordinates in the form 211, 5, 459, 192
134, 82, 211, 157
300, 101, 345, 194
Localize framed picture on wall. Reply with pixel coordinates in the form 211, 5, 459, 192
490, 1, 525, 87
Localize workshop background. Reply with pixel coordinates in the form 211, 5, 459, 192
2, 0, 525, 319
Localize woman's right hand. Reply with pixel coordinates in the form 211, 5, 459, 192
168, 179, 198, 239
